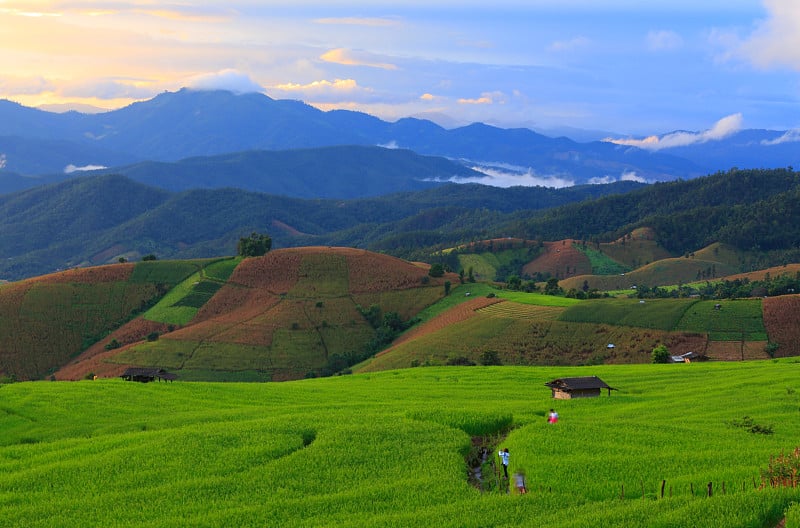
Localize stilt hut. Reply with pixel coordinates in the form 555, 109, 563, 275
545, 376, 615, 399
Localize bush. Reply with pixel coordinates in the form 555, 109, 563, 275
651, 344, 670, 364
446, 356, 476, 366
479, 350, 502, 366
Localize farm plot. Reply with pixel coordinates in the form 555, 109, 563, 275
559, 298, 698, 331
1, 362, 799, 527
762, 295, 800, 356
675, 299, 767, 341
476, 301, 564, 320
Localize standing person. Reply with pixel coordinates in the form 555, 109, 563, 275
498, 447, 510, 478
513, 469, 528, 494
548, 408, 559, 424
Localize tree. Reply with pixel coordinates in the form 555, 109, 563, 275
544, 277, 561, 296
142, 254, 157, 261
651, 344, 670, 364
428, 263, 444, 277
237, 232, 272, 257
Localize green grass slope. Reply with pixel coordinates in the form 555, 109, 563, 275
103, 247, 454, 381
0, 260, 215, 380
2, 362, 799, 527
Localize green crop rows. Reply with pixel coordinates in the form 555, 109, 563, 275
2, 361, 798, 527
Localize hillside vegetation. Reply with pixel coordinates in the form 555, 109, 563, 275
3, 240, 800, 382
2, 168, 800, 282
48, 247, 454, 382
2, 362, 800, 526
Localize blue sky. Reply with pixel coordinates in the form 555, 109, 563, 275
1, 1, 798, 138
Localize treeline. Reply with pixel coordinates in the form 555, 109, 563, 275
634, 271, 800, 299
3, 168, 800, 281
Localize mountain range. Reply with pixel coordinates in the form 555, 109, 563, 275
1, 88, 798, 197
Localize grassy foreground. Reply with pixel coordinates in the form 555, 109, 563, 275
2, 361, 800, 527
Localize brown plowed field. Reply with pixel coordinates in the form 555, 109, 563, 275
23, 263, 135, 285
55, 318, 171, 380
376, 296, 504, 356
522, 239, 591, 279
763, 294, 800, 357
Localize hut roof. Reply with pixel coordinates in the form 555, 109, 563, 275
121, 367, 177, 381
545, 376, 615, 391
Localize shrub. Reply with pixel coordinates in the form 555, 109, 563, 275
479, 350, 502, 366
446, 356, 476, 366
651, 344, 670, 363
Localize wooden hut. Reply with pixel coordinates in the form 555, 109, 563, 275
120, 367, 177, 383
545, 376, 615, 399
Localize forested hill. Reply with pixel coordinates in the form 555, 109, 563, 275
0, 168, 799, 280
497, 168, 800, 256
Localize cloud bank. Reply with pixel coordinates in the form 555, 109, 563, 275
761, 129, 800, 145
450, 164, 574, 188
603, 113, 743, 151
187, 70, 264, 95
64, 164, 107, 174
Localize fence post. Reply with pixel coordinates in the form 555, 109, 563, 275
621, 483, 624, 500
660, 480, 666, 498
707, 482, 713, 497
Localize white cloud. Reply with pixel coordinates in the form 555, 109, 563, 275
378, 140, 400, 149
64, 164, 107, 173
0, 75, 53, 95
0, 153, 6, 169
761, 128, 800, 145
187, 69, 264, 94
603, 113, 743, 150
450, 165, 574, 188
646, 30, 683, 51
458, 91, 507, 105
268, 78, 378, 103
320, 48, 398, 70
588, 170, 648, 185
738, 0, 800, 70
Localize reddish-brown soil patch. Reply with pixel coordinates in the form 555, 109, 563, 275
22, 263, 135, 285
723, 264, 800, 282
522, 239, 591, 279
377, 296, 504, 356
54, 318, 171, 380
704, 341, 768, 361
763, 294, 800, 357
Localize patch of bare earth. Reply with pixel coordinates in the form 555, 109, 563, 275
54, 318, 171, 380
763, 294, 800, 357
522, 240, 591, 279
377, 296, 503, 356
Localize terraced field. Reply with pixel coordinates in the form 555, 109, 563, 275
476, 301, 564, 320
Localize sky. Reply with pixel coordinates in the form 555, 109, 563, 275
1, 0, 800, 138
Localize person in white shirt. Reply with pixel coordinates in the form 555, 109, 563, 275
498, 448, 510, 478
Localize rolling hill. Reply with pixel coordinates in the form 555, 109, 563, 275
3, 243, 800, 383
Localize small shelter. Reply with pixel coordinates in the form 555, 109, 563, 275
120, 367, 177, 383
545, 376, 615, 399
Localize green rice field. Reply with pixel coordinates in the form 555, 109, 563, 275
2, 360, 799, 527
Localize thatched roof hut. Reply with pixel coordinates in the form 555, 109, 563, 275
545, 376, 615, 399
120, 368, 177, 383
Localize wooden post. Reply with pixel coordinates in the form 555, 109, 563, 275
707, 482, 713, 497
621, 483, 625, 500
690, 483, 695, 496
660, 480, 666, 498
